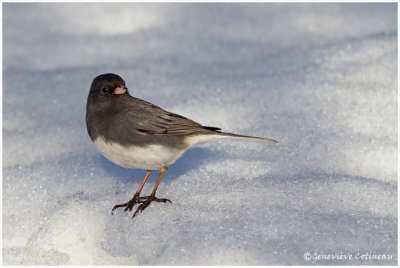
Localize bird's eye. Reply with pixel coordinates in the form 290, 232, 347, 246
101, 87, 109, 93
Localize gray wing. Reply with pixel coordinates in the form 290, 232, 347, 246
122, 98, 221, 135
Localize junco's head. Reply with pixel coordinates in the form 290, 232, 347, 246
89, 73, 128, 101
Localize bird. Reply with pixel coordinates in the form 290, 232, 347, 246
86, 73, 277, 218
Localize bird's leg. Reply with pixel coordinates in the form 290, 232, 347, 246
133, 169, 171, 218
111, 170, 152, 214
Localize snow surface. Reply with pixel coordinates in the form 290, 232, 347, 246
2, 2, 397, 265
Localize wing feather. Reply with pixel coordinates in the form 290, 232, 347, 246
123, 98, 219, 135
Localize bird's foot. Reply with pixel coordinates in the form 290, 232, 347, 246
111, 193, 146, 214
111, 194, 171, 217
132, 195, 171, 218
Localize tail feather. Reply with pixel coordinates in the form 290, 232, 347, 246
203, 126, 222, 132
186, 131, 277, 146
219, 132, 278, 144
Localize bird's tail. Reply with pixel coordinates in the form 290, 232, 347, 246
186, 127, 277, 146
219, 132, 278, 144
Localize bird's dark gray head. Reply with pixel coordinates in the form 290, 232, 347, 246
89, 73, 129, 99
86, 73, 131, 141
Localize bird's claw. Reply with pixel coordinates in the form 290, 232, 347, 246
111, 194, 171, 217
132, 195, 172, 218
111, 193, 144, 214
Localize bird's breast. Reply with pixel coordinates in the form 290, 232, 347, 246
93, 136, 185, 171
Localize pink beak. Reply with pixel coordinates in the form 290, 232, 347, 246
114, 85, 127, 95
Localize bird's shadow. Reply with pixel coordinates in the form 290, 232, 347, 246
100, 147, 227, 184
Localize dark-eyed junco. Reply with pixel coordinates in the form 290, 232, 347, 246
86, 73, 277, 218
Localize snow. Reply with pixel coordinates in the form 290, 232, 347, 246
2, 2, 397, 265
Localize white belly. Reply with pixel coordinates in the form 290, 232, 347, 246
93, 137, 185, 170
